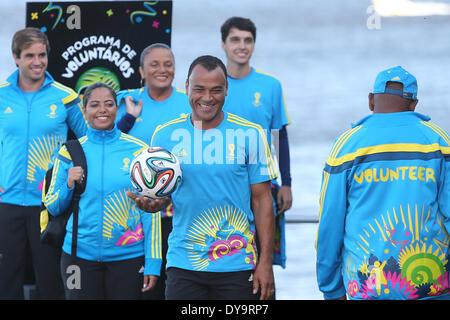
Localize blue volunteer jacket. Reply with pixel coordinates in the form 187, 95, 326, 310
0, 70, 88, 206
44, 126, 162, 276
316, 112, 450, 300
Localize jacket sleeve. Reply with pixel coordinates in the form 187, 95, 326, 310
278, 126, 291, 186
44, 145, 74, 216
315, 166, 348, 299
140, 210, 163, 276
65, 93, 89, 138
439, 143, 450, 233
116, 113, 136, 133
270, 78, 291, 129
115, 89, 138, 133
315, 125, 363, 299
248, 123, 278, 184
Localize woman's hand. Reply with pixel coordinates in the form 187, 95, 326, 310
67, 166, 84, 188
125, 96, 143, 118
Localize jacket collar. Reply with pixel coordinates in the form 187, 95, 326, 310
6, 69, 54, 91
86, 125, 121, 144
352, 111, 431, 128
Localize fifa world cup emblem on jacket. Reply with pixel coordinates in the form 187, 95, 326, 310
252, 92, 262, 107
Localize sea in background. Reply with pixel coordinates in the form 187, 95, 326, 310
0, 0, 449, 300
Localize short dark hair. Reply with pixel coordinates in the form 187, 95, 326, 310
83, 82, 117, 108
187, 55, 227, 81
12, 27, 50, 58
220, 17, 256, 42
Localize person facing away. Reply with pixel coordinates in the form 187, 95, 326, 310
44, 82, 162, 299
115, 43, 190, 300
316, 66, 450, 300
127, 55, 277, 300
0, 27, 88, 299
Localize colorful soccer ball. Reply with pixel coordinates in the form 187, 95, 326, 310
129, 147, 182, 199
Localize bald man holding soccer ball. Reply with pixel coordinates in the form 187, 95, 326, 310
127, 55, 277, 300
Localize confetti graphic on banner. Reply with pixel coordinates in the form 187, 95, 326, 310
42, 2, 63, 30
129, 1, 157, 24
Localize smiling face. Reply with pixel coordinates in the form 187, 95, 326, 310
186, 64, 228, 130
221, 27, 255, 67
13, 41, 48, 88
85, 87, 118, 131
139, 46, 175, 93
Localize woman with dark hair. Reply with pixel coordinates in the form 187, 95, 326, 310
44, 82, 163, 299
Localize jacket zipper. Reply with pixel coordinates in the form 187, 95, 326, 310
23, 91, 35, 205
21, 83, 47, 205
98, 131, 106, 261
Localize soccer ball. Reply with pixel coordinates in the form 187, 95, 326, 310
129, 147, 182, 199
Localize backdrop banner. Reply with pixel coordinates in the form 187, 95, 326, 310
26, 1, 172, 93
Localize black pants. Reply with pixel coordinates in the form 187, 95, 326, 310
0, 203, 64, 299
165, 267, 257, 300
142, 216, 172, 300
60, 252, 144, 300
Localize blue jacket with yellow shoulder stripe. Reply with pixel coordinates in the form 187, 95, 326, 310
44, 126, 162, 276
316, 111, 450, 300
0, 70, 88, 206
